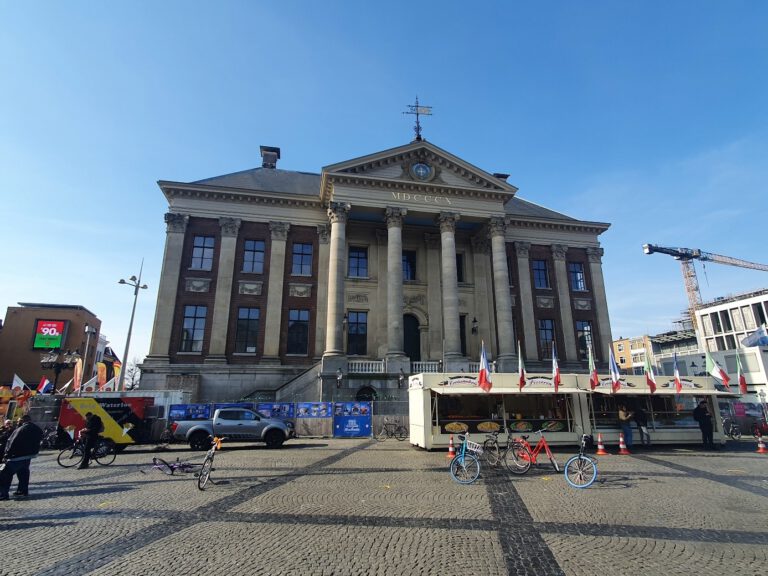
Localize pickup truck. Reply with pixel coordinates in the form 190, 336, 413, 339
170, 407, 294, 450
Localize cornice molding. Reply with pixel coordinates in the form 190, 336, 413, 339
506, 216, 610, 235
160, 183, 322, 209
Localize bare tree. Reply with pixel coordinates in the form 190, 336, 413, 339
124, 357, 142, 390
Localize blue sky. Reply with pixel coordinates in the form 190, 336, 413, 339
2, 2, 767, 366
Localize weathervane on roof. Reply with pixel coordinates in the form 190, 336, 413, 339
403, 96, 432, 142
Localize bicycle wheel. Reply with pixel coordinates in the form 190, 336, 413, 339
449, 454, 480, 484
730, 426, 741, 440
503, 444, 532, 475
95, 441, 116, 466
482, 439, 500, 467
57, 446, 84, 468
394, 425, 408, 441
564, 455, 597, 488
197, 455, 214, 490
152, 457, 174, 475
376, 427, 389, 441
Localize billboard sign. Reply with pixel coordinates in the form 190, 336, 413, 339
33, 320, 67, 349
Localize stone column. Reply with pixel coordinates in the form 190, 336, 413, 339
439, 212, 463, 367
205, 218, 241, 362
313, 223, 330, 360
424, 233, 442, 362
262, 222, 289, 362
323, 202, 350, 357
146, 212, 188, 361
587, 247, 613, 364
515, 241, 538, 362
551, 244, 578, 365
489, 218, 516, 371
385, 207, 407, 359
471, 235, 495, 358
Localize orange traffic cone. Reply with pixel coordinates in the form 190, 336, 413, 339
757, 434, 767, 454
595, 433, 609, 456
447, 434, 456, 459
618, 432, 631, 455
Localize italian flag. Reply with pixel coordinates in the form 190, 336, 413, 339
644, 355, 657, 394
518, 340, 527, 392
705, 352, 730, 389
552, 342, 561, 394
588, 344, 599, 390
736, 354, 748, 395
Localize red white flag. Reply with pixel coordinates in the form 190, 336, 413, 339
673, 352, 682, 394
736, 354, 748, 395
705, 352, 730, 389
552, 342, 561, 394
37, 376, 52, 393
518, 341, 526, 392
644, 355, 657, 394
588, 344, 599, 390
477, 341, 492, 393
609, 348, 621, 393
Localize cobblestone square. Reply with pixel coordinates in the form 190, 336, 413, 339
1, 440, 766, 575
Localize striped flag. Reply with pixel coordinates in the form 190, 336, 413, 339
477, 341, 492, 393
588, 344, 599, 390
736, 354, 748, 395
644, 355, 657, 394
705, 352, 730, 389
37, 376, 52, 394
518, 341, 526, 392
609, 348, 621, 393
673, 352, 682, 394
552, 342, 561, 394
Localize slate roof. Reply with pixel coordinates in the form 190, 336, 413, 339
504, 196, 576, 222
193, 168, 321, 195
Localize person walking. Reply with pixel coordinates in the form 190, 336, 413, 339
634, 406, 651, 447
78, 412, 104, 469
693, 400, 715, 449
0, 414, 43, 500
618, 404, 634, 448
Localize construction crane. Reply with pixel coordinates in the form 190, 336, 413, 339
642, 244, 768, 332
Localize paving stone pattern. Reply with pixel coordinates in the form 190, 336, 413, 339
0, 440, 766, 575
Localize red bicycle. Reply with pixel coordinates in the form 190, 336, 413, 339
511, 430, 560, 474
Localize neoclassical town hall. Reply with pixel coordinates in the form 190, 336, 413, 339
141, 139, 612, 402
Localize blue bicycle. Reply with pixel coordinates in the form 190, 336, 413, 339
564, 433, 598, 488
449, 433, 482, 484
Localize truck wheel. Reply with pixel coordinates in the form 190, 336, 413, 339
189, 432, 210, 451
264, 429, 285, 449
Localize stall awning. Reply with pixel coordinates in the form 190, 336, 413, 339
431, 386, 589, 395
593, 387, 735, 396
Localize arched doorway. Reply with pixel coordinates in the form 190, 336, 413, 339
403, 314, 421, 362
356, 386, 378, 401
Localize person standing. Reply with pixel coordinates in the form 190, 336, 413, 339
618, 404, 634, 448
0, 414, 43, 500
78, 412, 104, 469
0, 419, 15, 456
634, 406, 651, 447
693, 400, 715, 449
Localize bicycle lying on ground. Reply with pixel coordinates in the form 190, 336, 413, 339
141, 456, 201, 476
449, 433, 482, 484
376, 418, 408, 441
197, 436, 225, 490
563, 434, 598, 488
57, 432, 116, 468
510, 429, 560, 473
721, 418, 741, 440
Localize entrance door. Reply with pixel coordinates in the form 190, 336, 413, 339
403, 314, 421, 362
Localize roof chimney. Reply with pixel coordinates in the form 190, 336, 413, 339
492, 173, 510, 181
260, 146, 281, 169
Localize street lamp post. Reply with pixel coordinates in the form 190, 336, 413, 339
79, 324, 97, 395
118, 260, 148, 391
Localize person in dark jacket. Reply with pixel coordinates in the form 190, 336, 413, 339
0, 414, 43, 499
78, 412, 104, 469
0, 419, 15, 456
693, 400, 715, 449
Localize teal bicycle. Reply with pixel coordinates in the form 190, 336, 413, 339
449, 433, 482, 484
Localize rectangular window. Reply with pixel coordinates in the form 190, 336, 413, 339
719, 311, 733, 332
617, 343, 624, 352
568, 262, 587, 291
403, 250, 416, 281
576, 321, 593, 361
287, 309, 310, 355
348, 246, 368, 278
181, 305, 207, 352
191, 236, 215, 270
291, 243, 313, 276
538, 318, 555, 358
532, 259, 550, 289
235, 307, 260, 353
347, 311, 368, 355
456, 253, 465, 283
242, 240, 265, 274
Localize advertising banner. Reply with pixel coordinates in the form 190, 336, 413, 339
333, 401, 371, 437
296, 402, 332, 418
59, 396, 154, 445
256, 403, 294, 419
33, 320, 67, 349
168, 404, 211, 421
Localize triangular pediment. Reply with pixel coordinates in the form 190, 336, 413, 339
321, 141, 517, 201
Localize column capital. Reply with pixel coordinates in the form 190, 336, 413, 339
317, 223, 330, 244
219, 217, 241, 238
551, 243, 568, 261
488, 216, 507, 237
270, 221, 290, 241
515, 241, 531, 258
384, 206, 407, 228
328, 201, 351, 224
164, 212, 189, 233
437, 212, 460, 233
586, 246, 604, 263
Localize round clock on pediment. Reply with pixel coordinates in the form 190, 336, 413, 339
410, 161, 433, 181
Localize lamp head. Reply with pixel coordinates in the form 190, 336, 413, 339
129, 275, 137, 282
118, 279, 127, 284
140, 284, 148, 289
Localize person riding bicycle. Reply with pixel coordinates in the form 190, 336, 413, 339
78, 412, 104, 469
